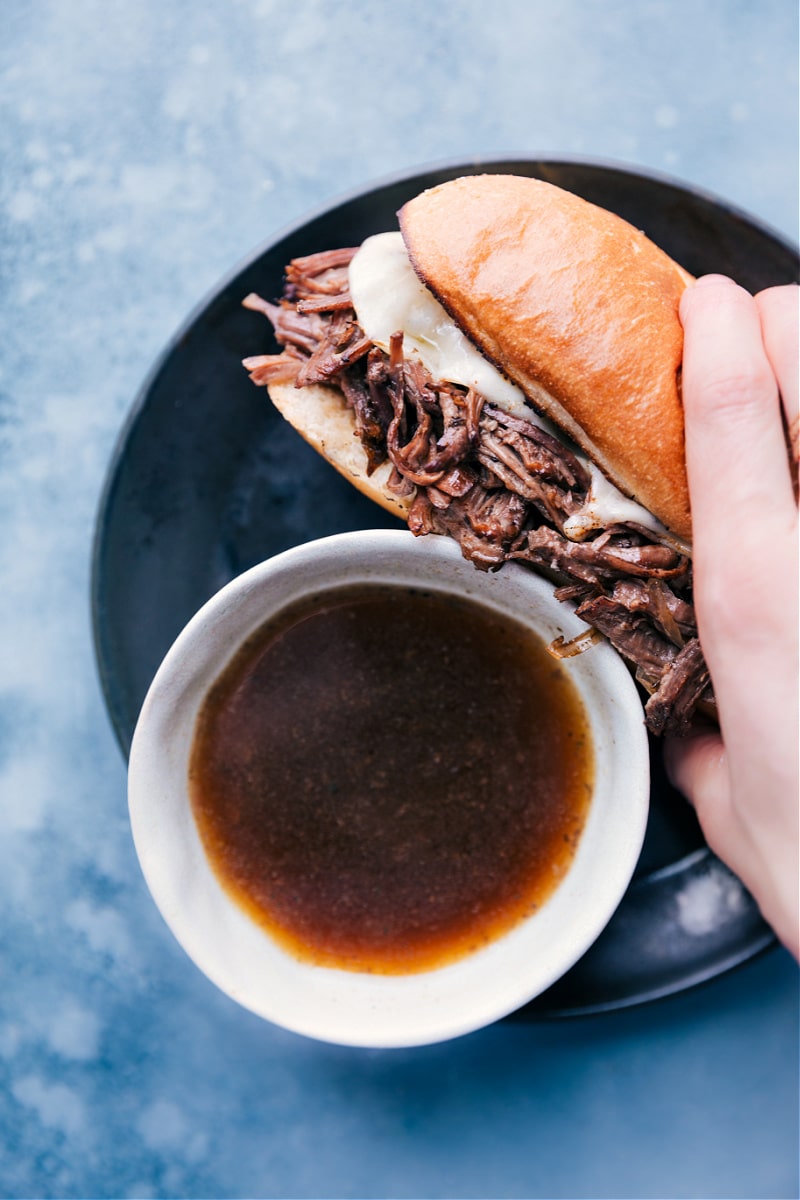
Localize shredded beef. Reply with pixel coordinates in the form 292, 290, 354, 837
644, 639, 713, 736
609, 579, 696, 646
509, 525, 690, 587
243, 250, 714, 735
574, 593, 678, 683
295, 314, 372, 386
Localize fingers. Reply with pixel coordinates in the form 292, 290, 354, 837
755, 284, 799, 464
663, 733, 741, 885
665, 730, 800, 958
665, 731, 752, 896
679, 276, 796, 532
679, 275, 799, 758
664, 730, 729, 831
675, 276, 799, 960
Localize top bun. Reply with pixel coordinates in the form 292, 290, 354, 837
398, 175, 693, 541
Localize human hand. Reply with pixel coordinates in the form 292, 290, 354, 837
664, 275, 799, 958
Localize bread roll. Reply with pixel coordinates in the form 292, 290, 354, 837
399, 175, 693, 541
268, 381, 412, 520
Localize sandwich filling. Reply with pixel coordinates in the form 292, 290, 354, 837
243, 244, 714, 736
349, 234, 680, 547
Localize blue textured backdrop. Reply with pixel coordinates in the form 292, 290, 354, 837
0, 2, 797, 1197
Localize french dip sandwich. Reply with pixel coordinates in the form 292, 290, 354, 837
242, 174, 712, 735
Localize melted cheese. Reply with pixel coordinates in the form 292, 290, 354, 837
349, 232, 668, 542
348, 231, 529, 417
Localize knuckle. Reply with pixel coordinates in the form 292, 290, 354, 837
696, 530, 796, 651
696, 577, 746, 644
692, 366, 776, 423
755, 282, 799, 313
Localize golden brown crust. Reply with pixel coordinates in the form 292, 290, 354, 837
267, 382, 412, 520
398, 175, 693, 541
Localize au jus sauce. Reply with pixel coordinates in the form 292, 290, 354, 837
189, 584, 594, 974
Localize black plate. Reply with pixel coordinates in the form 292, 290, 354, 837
92, 157, 798, 1016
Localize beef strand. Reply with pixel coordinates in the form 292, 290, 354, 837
644, 639, 712, 736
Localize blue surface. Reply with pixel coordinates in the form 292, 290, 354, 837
1, 2, 798, 1197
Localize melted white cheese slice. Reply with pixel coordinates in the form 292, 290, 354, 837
349, 232, 668, 541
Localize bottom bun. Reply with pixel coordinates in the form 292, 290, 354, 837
268, 382, 412, 520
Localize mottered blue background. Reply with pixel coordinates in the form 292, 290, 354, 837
1, 1, 798, 1197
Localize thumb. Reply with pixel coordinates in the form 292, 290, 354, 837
663, 731, 732, 850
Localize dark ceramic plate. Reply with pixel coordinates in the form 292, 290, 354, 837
92, 157, 798, 1017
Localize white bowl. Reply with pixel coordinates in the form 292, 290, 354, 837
128, 529, 649, 1047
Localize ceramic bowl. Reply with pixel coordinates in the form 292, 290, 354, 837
128, 529, 649, 1047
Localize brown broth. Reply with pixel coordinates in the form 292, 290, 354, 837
188, 584, 594, 974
